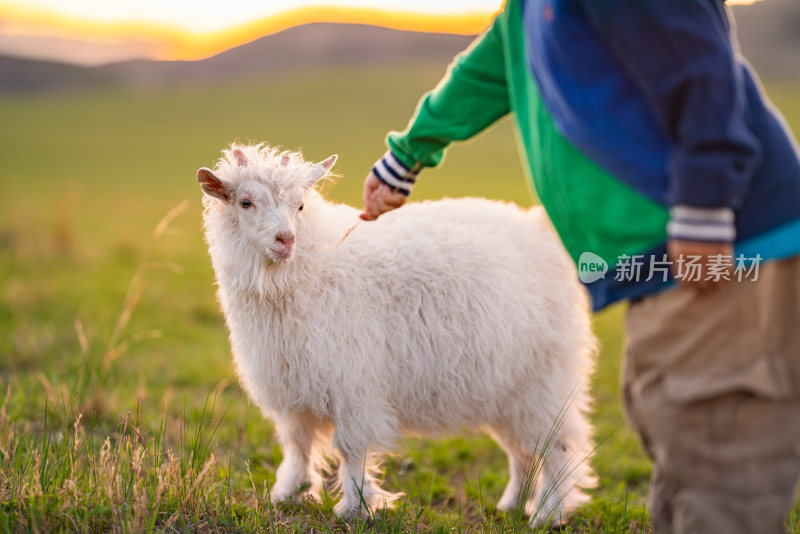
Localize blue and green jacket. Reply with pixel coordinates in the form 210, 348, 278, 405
373, 0, 800, 311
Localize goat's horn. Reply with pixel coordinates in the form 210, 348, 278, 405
232, 148, 249, 167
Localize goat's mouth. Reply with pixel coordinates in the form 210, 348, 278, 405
267, 246, 294, 262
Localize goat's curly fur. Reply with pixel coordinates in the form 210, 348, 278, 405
200, 143, 597, 524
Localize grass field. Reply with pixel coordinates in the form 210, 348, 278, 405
1, 63, 799, 532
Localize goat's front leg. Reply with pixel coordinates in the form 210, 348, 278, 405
332, 427, 397, 518
271, 412, 324, 503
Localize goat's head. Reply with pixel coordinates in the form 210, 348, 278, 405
198, 145, 337, 263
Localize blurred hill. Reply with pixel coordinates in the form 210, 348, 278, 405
0, 0, 798, 94
0, 23, 472, 93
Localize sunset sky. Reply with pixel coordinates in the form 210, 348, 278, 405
0, 0, 761, 65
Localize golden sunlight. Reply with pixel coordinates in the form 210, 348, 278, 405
0, 0, 764, 65
0, 1, 497, 64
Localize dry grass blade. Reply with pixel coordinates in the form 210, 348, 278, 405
0, 385, 11, 458
104, 330, 164, 368
152, 200, 189, 241
106, 278, 146, 357
74, 318, 89, 357
101, 200, 187, 372
140, 259, 185, 275
325, 220, 361, 251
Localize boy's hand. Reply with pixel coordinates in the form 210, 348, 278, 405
360, 172, 407, 221
667, 239, 734, 291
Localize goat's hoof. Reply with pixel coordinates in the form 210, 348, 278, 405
333, 501, 370, 520
496, 498, 516, 514
270, 492, 294, 504
271, 483, 312, 505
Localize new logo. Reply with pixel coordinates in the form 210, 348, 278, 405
578, 252, 608, 284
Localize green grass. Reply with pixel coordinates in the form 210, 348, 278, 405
1, 65, 799, 532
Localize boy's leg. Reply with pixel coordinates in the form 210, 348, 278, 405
622, 256, 800, 534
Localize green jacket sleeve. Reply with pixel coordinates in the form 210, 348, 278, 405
387, 15, 510, 169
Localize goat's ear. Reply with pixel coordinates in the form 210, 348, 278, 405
307, 154, 337, 188
197, 167, 231, 202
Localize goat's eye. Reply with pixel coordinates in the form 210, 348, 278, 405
298, 203, 304, 212
240, 199, 252, 208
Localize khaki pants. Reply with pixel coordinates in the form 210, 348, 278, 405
623, 256, 800, 534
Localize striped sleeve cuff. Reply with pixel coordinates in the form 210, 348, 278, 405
666, 205, 736, 243
371, 150, 420, 196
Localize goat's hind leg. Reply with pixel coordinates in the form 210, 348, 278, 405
489, 426, 540, 514
489, 404, 595, 525
530, 409, 596, 528
271, 412, 327, 503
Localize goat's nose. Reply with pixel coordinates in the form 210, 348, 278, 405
275, 231, 296, 247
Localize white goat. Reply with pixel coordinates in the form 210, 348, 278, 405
198, 143, 597, 525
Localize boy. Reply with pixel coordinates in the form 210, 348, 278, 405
360, 1, 800, 532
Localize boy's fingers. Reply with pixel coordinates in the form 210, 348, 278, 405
378, 187, 407, 211
360, 173, 382, 221
371, 193, 394, 216
362, 192, 385, 221
362, 173, 380, 210
361, 183, 407, 221
361, 157, 410, 221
